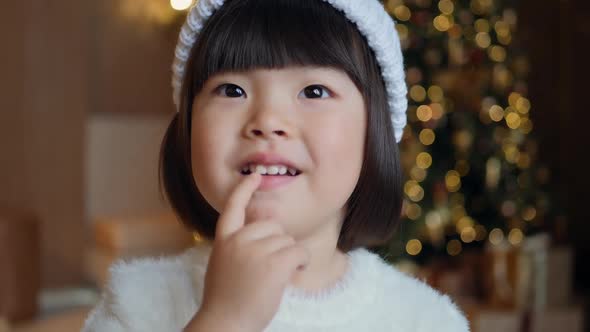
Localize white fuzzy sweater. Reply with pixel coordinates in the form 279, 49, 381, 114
82, 245, 470, 332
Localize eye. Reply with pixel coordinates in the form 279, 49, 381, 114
215, 84, 246, 98
299, 85, 332, 99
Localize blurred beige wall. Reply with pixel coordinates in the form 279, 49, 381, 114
1, 0, 177, 288
1, 1, 29, 210
1, 0, 90, 287
86, 113, 171, 221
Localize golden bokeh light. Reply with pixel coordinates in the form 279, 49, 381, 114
461, 226, 477, 243
427, 85, 444, 102
505, 112, 521, 129
471, 0, 494, 14
489, 228, 504, 245
508, 92, 522, 107
430, 103, 445, 120
405, 180, 425, 202
404, 180, 418, 195
406, 239, 423, 256
385, 0, 404, 12
522, 206, 537, 221
434, 15, 452, 32
417, 152, 433, 169
456, 215, 475, 232
489, 105, 504, 122
475, 32, 491, 48
508, 228, 524, 245
426, 211, 443, 229
445, 170, 461, 192
396, 24, 409, 41
438, 0, 455, 14
406, 203, 423, 220
410, 166, 427, 182
474, 18, 490, 33
516, 97, 531, 114
447, 239, 462, 256
410, 85, 427, 102
494, 21, 511, 37
419, 129, 436, 146
394, 5, 412, 21
454, 131, 473, 151
417, 105, 433, 122
498, 33, 512, 45
488, 45, 507, 62
170, 0, 192, 10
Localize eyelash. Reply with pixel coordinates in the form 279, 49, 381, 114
214, 84, 333, 99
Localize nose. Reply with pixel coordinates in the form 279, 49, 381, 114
243, 103, 294, 141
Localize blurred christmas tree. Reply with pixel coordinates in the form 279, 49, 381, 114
376, 0, 562, 264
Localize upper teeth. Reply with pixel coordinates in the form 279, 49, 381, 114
242, 164, 298, 175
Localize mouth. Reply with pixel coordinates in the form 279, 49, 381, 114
239, 163, 302, 177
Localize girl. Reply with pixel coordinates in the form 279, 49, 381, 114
83, 0, 470, 331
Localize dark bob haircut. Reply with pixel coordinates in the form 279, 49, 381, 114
159, 0, 403, 252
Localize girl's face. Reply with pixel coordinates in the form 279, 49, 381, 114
191, 66, 366, 241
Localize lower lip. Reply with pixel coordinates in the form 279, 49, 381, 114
254, 174, 299, 190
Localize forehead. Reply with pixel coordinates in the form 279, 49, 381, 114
189, 0, 368, 87
209, 66, 349, 80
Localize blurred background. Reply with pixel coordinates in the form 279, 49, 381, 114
0, 0, 588, 331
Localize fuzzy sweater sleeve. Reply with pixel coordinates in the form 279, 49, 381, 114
80, 250, 204, 332
415, 294, 471, 332
81, 295, 128, 332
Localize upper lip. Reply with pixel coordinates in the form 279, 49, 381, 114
239, 152, 302, 171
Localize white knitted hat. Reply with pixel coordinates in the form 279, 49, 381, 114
172, 0, 408, 142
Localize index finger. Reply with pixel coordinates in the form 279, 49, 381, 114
216, 173, 262, 241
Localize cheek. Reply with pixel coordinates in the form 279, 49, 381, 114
190, 117, 234, 212
308, 111, 366, 203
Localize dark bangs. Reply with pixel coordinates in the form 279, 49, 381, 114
184, 0, 374, 104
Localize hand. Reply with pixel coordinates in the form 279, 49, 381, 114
185, 173, 310, 332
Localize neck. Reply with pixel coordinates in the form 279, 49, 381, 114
288, 216, 350, 292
